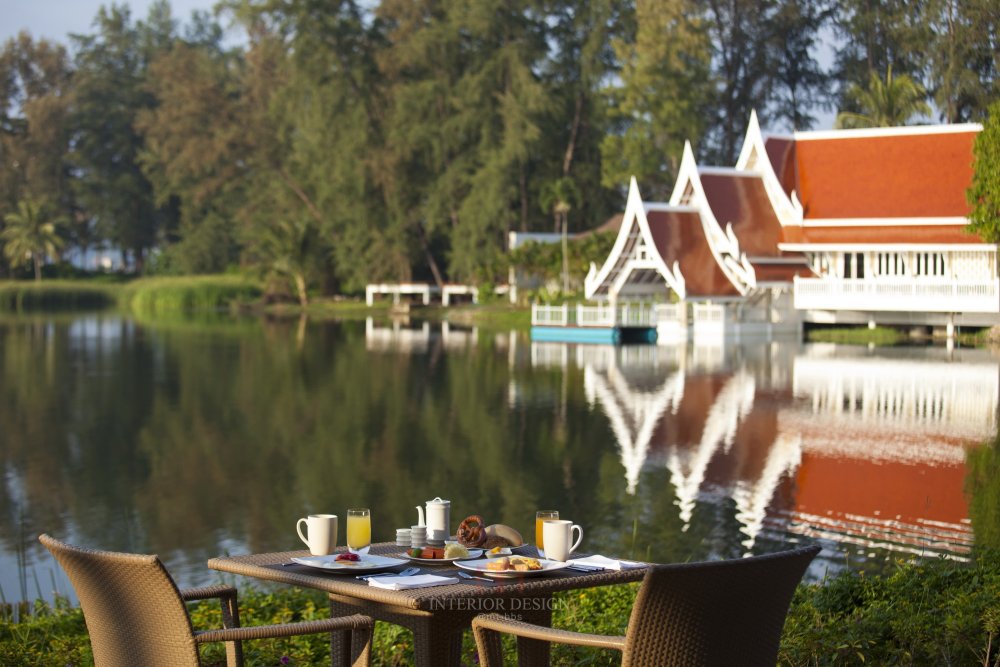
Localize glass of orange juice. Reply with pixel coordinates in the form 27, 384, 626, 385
535, 510, 559, 555
346, 508, 371, 555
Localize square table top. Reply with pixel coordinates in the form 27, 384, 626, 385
208, 543, 649, 611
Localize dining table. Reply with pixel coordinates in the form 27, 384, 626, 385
207, 542, 649, 667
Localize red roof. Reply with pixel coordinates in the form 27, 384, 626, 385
701, 173, 784, 257
646, 210, 742, 298
752, 263, 814, 282
771, 129, 978, 219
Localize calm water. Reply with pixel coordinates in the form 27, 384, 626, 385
1, 313, 996, 604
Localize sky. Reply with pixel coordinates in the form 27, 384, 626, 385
0, 0, 224, 44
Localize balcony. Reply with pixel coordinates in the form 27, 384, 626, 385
793, 277, 1000, 313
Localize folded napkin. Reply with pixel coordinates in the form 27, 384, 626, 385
568, 555, 645, 571
367, 574, 459, 590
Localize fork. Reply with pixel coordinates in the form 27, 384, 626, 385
356, 566, 420, 580
457, 570, 494, 583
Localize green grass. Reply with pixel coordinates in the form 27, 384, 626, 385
120, 275, 263, 316
6, 552, 999, 666
806, 325, 907, 346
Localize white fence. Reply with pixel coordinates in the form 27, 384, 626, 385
794, 277, 1000, 313
531, 303, 658, 327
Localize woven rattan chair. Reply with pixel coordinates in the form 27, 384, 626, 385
39, 534, 373, 667
473, 544, 820, 667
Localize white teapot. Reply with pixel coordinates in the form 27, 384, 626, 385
415, 497, 451, 538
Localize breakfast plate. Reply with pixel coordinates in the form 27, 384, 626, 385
455, 557, 571, 579
290, 553, 407, 574
400, 548, 483, 564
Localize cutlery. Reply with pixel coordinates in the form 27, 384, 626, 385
566, 564, 605, 572
457, 571, 494, 583
356, 566, 420, 580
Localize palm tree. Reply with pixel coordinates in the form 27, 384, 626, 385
835, 66, 932, 129
2, 198, 66, 282
540, 178, 581, 293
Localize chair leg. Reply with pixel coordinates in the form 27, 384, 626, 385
219, 588, 244, 667
472, 624, 504, 667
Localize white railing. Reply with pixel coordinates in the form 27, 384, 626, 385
577, 304, 617, 327
654, 302, 687, 324
794, 277, 1000, 313
532, 303, 570, 326
531, 302, 658, 327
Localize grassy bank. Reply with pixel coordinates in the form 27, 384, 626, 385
120, 275, 263, 315
5, 552, 998, 666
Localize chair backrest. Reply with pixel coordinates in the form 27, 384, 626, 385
622, 544, 820, 667
39, 533, 201, 667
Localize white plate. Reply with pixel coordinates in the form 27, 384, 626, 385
401, 548, 483, 563
455, 557, 571, 578
290, 553, 407, 573
483, 547, 512, 558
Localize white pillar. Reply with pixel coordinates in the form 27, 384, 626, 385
946, 314, 955, 340
868, 319, 876, 330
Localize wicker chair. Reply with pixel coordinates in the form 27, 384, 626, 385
39, 534, 373, 667
473, 544, 820, 667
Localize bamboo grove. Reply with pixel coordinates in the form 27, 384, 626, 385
1, 0, 997, 298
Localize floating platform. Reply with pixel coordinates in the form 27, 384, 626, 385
530, 326, 657, 345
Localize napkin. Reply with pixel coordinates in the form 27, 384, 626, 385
367, 574, 459, 590
568, 555, 645, 571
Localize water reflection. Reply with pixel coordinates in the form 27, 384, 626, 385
0, 314, 995, 606
518, 338, 992, 562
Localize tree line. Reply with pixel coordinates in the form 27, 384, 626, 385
1, 0, 997, 299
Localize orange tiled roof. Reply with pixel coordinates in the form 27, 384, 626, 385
782, 130, 978, 219
646, 210, 742, 298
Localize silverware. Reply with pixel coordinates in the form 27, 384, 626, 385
566, 564, 605, 572
356, 566, 420, 581
457, 570, 494, 583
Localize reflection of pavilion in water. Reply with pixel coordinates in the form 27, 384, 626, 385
364, 318, 481, 353
529, 340, 997, 559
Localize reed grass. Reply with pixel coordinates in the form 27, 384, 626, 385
120, 275, 262, 316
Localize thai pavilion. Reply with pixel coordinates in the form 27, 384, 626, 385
582, 112, 994, 340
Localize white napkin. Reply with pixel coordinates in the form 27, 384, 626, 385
568, 555, 645, 571
367, 574, 459, 590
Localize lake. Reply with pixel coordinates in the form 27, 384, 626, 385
1, 312, 996, 604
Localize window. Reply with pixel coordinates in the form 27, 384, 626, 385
843, 253, 865, 279
914, 252, 945, 277
876, 252, 907, 277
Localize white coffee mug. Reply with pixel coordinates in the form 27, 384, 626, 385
542, 520, 583, 562
296, 514, 338, 555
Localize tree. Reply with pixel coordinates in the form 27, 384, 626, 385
766, 0, 832, 131
967, 101, 1000, 243
2, 197, 65, 281
71, 2, 176, 273
600, 0, 713, 199
699, 0, 777, 163
136, 38, 245, 273
929, 0, 1000, 123
832, 0, 935, 110
835, 66, 931, 129
0, 33, 74, 274
540, 177, 581, 293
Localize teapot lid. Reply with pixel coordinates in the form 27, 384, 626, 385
427, 496, 450, 505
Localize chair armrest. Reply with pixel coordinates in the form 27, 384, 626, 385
473, 612, 625, 667
180, 585, 238, 602
194, 613, 373, 644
